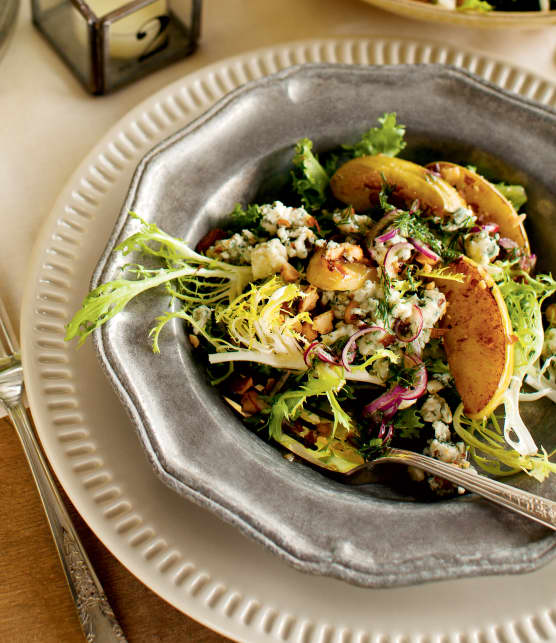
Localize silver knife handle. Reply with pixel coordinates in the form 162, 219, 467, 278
391, 448, 556, 530
8, 403, 126, 642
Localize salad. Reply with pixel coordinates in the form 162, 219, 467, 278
67, 113, 556, 497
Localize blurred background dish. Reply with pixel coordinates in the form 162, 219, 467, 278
359, 0, 556, 27
0, 0, 19, 64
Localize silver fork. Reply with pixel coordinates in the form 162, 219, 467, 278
0, 297, 126, 643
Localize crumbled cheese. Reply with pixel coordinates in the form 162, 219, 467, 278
191, 305, 212, 335
426, 379, 445, 394
205, 229, 257, 264
420, 288, 447, 328
277, 225, 316, 259
464, 229, 500, 265
349, 279, 383, 319
371, 357, 391, 383
357, 327, 389, 356
370, 231, 408, 265
250, 238, 288, 280
332, 210, 373, 235
320, 323, 358, 345
432, 420, 451, 442
260, 201, 314, 234
321, 291, 351, 320
440, 206, 476, 232
426, 439, 462, 463
421, 393, 452, 424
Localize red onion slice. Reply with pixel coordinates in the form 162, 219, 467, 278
393, 305, 423, 343
341, 326, 388, 372
303, 341, 320, 367
378, 422, 394, 442
363, 384, 404, 417
376, 228, 399, 244
383, 242, 414, 277
303, 342, 337, 367
398, 354, 428, 400
408, 237, 440, 262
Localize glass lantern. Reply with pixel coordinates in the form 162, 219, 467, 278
32, 0, 202, 94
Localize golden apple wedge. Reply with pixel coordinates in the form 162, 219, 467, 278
427, 161, 529, 253
431, 256, 514, 419
330, 154, 467, 216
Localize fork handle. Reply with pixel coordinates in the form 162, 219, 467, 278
390, 449, 556, 530
8, 403, 126, 642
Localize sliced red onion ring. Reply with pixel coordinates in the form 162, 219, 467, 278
499, 237, 518, 249
383, 242, 414, 277
393, 304, 423, 343
382, 397, 402, 421
376, 228, 399, 244
398, 354, 428, 400
408, 237, 440, 262
303, 342, 337, 367
363, 384, 404, 417
378, 422, 394, 442
341, 326, 388, 372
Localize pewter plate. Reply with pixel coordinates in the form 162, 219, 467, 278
92, 64, 556, 588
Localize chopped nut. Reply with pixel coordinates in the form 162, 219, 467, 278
230, 376, 253, 395
324, 242, 363, 263
299, 285, 319, 312
479, 279, 487, 289
300, 322, 318, 342
311, 310, 334, 334
188, 334, 200, 348
344, 299, 359, 323
241, 390, 267, 415
280, 262, 301, 283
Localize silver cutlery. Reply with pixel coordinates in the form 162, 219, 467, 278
0, 296, 126, 642
277, 418, 556, 531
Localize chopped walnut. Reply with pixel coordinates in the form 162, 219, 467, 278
312, 310, 334, 334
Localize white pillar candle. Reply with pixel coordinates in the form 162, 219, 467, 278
73, 0, 169, 60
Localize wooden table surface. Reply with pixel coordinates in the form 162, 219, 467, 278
0, 415, 231, 643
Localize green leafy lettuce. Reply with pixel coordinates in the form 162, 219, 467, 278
344, 112, 407, 158
291, 138, 330, 211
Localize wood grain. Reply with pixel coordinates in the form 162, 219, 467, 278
0, 416, 231, 643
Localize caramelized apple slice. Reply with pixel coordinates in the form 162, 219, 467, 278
432, 257, 514, 419
427, 162, 529, 252
330, 154, 466, 216
306, 248, 374, 291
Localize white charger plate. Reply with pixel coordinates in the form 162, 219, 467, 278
21, 37, 556, 643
